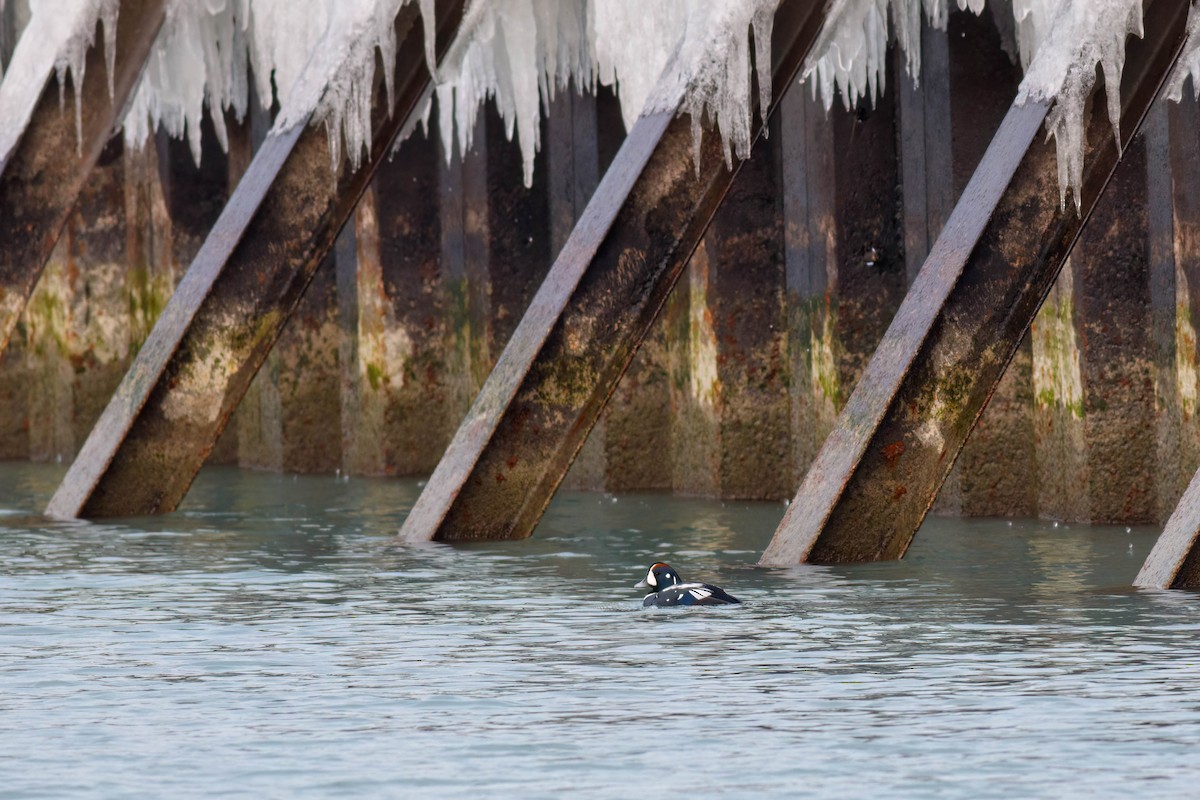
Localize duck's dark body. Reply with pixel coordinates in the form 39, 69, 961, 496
635, 562, 741, 607
641, 582, 741, 607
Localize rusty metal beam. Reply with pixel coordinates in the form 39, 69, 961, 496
46, 0, 465, 518
759, 0, 1191, 567
0, 0, 166, 355
398, 0, 828, 543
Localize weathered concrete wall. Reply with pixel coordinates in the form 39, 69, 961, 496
938, 5, 1036, 518
337, 127, 453, 477
1023, 88, 1200, 527
1161, 96, 1200, 521
317, 97, 555, 478
0, 114, 230, 465
6, 7, 1198, 528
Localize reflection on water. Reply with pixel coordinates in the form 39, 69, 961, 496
2, 462, 1200, 798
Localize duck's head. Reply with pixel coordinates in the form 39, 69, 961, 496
635, 562, 681, 592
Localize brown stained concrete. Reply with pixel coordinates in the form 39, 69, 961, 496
0, 119, 231, 467
1, 138, 153, 462
338, 128, 456, 477
777, 61, 907, 498
1031, 263, 1090, 521
0, 351, 28, 456
706, 121, 790, 500
331, 104, 554, 481
781, 85, 838, 486
1145, 103, 1182, 524
827, 90, 907, 414
1152, 95, 1200, 522
667, 246, 721, 497
605, 316, 674, 493
125, 135, 180, 355
237, 355, 284, 471
556, 87, 625, 493
4, 62, 1196, 531
438, 126, 480, 431
277, 253, 343, 474
7, 142, 127, 462
338, 189, 390, 476
1073, 136, 1156, 524
1030, 134, 1160, 527
939, 5, 1035, 518
374, 128, 453, 476
957, 343, 1037, 516
211, 99, 345, 478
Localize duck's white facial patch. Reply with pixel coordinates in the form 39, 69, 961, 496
645, 568, 657, 588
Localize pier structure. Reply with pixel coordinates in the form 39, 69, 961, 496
0, 0, 166, 355
397, 0, 829, 542
3, 1, 1200, 587
44, 0, 465, 517
760, 0, 1189, 565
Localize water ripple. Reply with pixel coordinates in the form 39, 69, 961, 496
1, 463, 1199, 798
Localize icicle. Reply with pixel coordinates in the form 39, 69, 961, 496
56, 0, 119, 153
1015, 0, 1143, 212
0, 0, 117, 165
272, 0, 417, 175
1010, 0, 1061, 69
1164, 3, 1200, 103
239, 0, 333, 117
646, 0, 782, 171
124, 0, 248, 166
590, 0, 689, 130
433, 0, 591, 187
801, 0, 984, 113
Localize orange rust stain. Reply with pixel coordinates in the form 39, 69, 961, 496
882, 440, 905, 467
893, 484, 907, 500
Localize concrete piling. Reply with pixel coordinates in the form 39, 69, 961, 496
398, 0, 829, 542
937, 5, 1034, 518
1131, 90, 1200, 590
759, 0, 1190, 566
0, 0, 167, 358
0, 114, 233, 464
46, 0, 466, 518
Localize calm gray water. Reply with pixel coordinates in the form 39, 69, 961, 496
2, 463, 1199, 798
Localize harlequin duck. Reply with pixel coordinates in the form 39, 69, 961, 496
635, 562, 741, 607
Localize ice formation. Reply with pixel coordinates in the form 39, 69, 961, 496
433, 0, 592, 186
1014, 0, 1143, 211
124, 0, 249, 165
271, 0, 437, 173
803, 0, 1161, 211
1165, 2, 1200, 103
0, 0, 1189, 205
116, 0, 784, 183
802, 0, 994, 112
0, 0, 117, 166
1010, 0, 1060, 68
645, 0, 781, 170
433, 0, 785, 184
589, 0, 687, 131
124, 0, 436, 172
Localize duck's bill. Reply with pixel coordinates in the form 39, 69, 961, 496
634, 579, 648, 589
